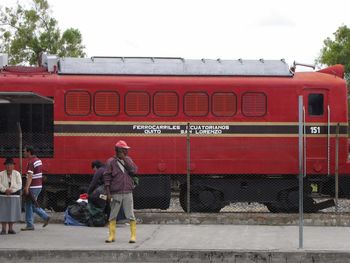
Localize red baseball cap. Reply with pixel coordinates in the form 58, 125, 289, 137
115, 140, 130, 149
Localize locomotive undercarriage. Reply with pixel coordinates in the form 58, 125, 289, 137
179, 175, 344, 213
41, 174, 172, 212
39, 174, 350, 213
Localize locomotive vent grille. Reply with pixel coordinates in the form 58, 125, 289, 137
242, 92, 267, 117
154, 92, 178, 117
125, 92, 150, 116
94, 91, 119, 116
65, 91, 91, 116
184, 92, 209, 116
212, 92, 237, 117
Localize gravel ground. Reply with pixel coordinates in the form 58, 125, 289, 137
136, 195, 350, 213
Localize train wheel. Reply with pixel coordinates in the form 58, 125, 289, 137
179, 186, 192, 212
266, 190, 317, 213
179, 186, 223, 213
282, 190, 317, 213
265, 202, 287, 213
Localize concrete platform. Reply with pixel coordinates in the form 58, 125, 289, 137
43, 211, 350, 226
1, 223, 350, 262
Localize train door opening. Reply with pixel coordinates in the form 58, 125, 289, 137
348, 94, 350, 159
0, 92, 54, 158
303, 89, 329, 175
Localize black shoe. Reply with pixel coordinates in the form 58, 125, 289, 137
8, 230, 16, 234
21, 227, 34, 231
43, 217, 50, 227
0, 230, 6, 235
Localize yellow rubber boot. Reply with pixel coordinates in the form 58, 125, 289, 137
105, 220, 116, 243
129, 220, 136, 243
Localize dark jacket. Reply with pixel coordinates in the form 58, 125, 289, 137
103, 156, 138, 194
87, 166, 106, 195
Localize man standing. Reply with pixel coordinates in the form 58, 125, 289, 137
104, 140, 138, 243
21, 145, 50, 231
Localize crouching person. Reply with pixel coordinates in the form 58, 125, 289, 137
104, 140, 138, 243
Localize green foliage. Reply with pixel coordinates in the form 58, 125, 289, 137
0, 0, 85, 65
317, 25, 350, 87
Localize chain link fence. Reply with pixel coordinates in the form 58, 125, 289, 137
130, 123, 350, 215
1, 122, 350, 223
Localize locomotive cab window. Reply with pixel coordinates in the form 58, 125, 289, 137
308, 94, 324, 116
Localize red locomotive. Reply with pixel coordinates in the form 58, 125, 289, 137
0, 54, 348, 212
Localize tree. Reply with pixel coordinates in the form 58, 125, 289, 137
0, 0, 85, 66
317, 25, 350, 86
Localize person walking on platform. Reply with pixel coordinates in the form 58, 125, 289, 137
104, 140, 138, 243
0, 158, 22, 234
21, 145, 50, 231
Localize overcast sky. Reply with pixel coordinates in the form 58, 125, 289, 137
2, 0, 350, 68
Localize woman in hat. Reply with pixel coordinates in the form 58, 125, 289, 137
0, 158, 22, 234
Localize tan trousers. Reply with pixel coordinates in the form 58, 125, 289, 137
109, 192, 135, 221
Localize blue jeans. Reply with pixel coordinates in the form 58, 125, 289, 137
24, 188, 49, 228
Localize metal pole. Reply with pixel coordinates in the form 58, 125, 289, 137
17, 122, 23, 175
327, 105, 330, 176
335, 123, 340, 213
303, 107, 306, 178
298, 96, 304, 249
186, 123, 191, 214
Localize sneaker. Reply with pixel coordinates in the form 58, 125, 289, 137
43, 217, 50, 227
21, 227, 34, 231
8, 230, 16, 234
0, 230, 6, 235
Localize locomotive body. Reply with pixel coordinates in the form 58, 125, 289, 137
0, 55, 349, 212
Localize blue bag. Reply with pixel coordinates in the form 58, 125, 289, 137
64, 209, 87, 226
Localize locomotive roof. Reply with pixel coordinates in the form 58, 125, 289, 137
56, 57, 294, 77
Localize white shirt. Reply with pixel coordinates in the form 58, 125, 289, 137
0, 169, 22, 194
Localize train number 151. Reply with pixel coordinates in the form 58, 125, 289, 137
310, 126, 321, 134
